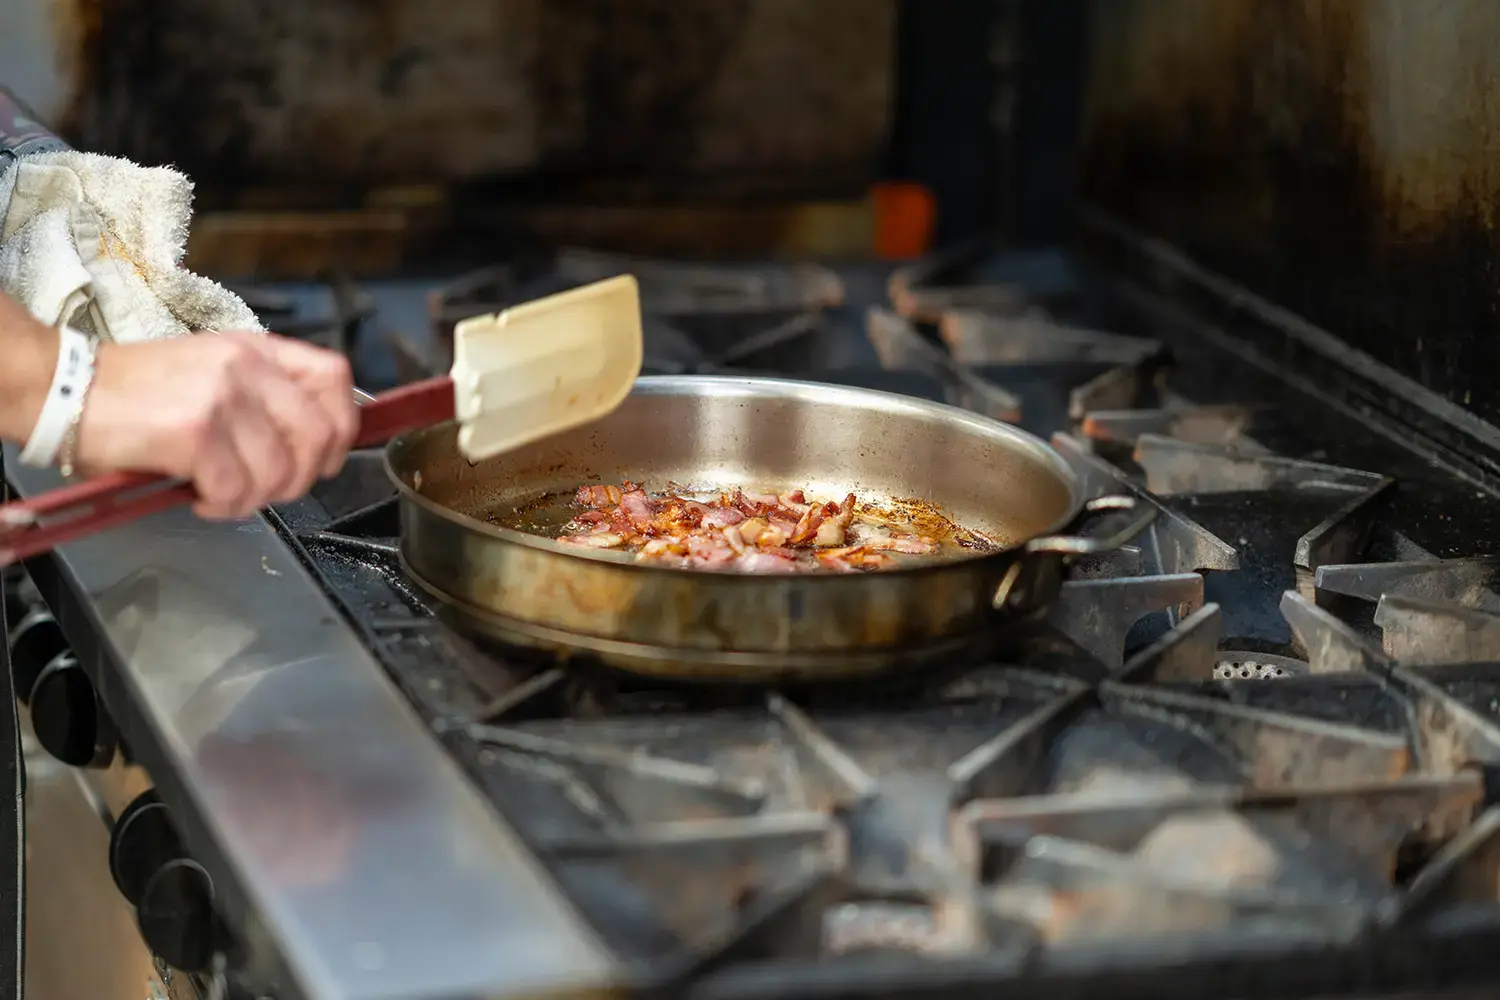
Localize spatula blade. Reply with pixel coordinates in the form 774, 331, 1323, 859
451, 274, 643, 462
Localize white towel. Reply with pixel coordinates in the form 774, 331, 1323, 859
0, 150, 261, 343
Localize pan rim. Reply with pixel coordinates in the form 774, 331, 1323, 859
383, 374, 1086, 578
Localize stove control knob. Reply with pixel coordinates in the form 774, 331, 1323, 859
137, 858, 223, 974
6, 606, 66, 706
1, 566, 32, 631
108, 789, 182, 908
28, 652, 115, 767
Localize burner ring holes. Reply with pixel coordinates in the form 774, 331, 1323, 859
1214, 658, 1290, 681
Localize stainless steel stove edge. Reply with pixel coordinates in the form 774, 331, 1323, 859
5, 445, 617, 1000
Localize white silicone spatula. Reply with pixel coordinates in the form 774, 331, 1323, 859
450, 272, 644, 461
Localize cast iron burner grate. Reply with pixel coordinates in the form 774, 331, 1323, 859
267, 272, 1500, 999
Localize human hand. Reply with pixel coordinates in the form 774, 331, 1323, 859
76, 331, 360, 519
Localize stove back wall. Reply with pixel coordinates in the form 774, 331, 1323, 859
1078, 0, 1500, 428
16, 0, 893, 202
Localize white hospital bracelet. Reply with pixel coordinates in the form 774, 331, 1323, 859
19, 325, 97, 472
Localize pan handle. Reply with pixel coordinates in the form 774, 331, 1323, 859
990, 496, 1156, 612
1024, 495, 1157, 556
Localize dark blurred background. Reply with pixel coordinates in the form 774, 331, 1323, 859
0, 0, 1085, 274
10, 0, 1500, 444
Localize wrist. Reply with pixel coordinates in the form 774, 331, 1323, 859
0, 312, 60, 444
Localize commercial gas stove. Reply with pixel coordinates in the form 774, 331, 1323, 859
12, 243, 1500, 1000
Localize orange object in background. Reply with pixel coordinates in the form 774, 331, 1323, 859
871, 182, 936, 259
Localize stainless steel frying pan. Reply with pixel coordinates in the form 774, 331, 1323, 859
385, 376, 1153, 681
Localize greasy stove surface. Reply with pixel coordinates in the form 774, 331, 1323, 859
259, 250, 1500, 999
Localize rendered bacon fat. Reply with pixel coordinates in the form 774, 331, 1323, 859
558, 483, 938, 572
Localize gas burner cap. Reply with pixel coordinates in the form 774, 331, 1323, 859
1213, 652, 1308, 681
823, 901, 938, 955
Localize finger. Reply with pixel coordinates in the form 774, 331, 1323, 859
230, 333, 358, 474
222, 389, 295, 517
254, 374, 333, 501
305, 375, 358, 477
279, 343, 358, 474
191, 412, 255, 519
229, 330, 346, 380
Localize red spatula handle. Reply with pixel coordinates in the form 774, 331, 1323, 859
0, 375, 455, 566
352, 375, 454, 448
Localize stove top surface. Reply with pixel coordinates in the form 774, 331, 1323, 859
256, 250, 1500, 998
16, 246, 1500, 1000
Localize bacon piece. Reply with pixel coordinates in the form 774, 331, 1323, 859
687, 536, 736, 567
761, 525, 790, 548
702, 506, 746, 528
619, 489, 656, 529
560, 532, 627, 549
767, 507, 800, 528
736, 517, 768, 545
649, 500, 699, 536
777, 497, 811, 519
680, 500, 714, 523
737, 551, 799, 573
789, 503, 827, 545
562, 514, 626, 537
641, 538, 687, 558
863, 534, 936, 555
814, 493, 858, 548
722, 524, 748, 555
731, 490, 773, 518
576, 484, 623, 508
748, 519, 790, 548
817, 545, 895, 572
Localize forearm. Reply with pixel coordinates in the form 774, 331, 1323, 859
0, 293, 59, 445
